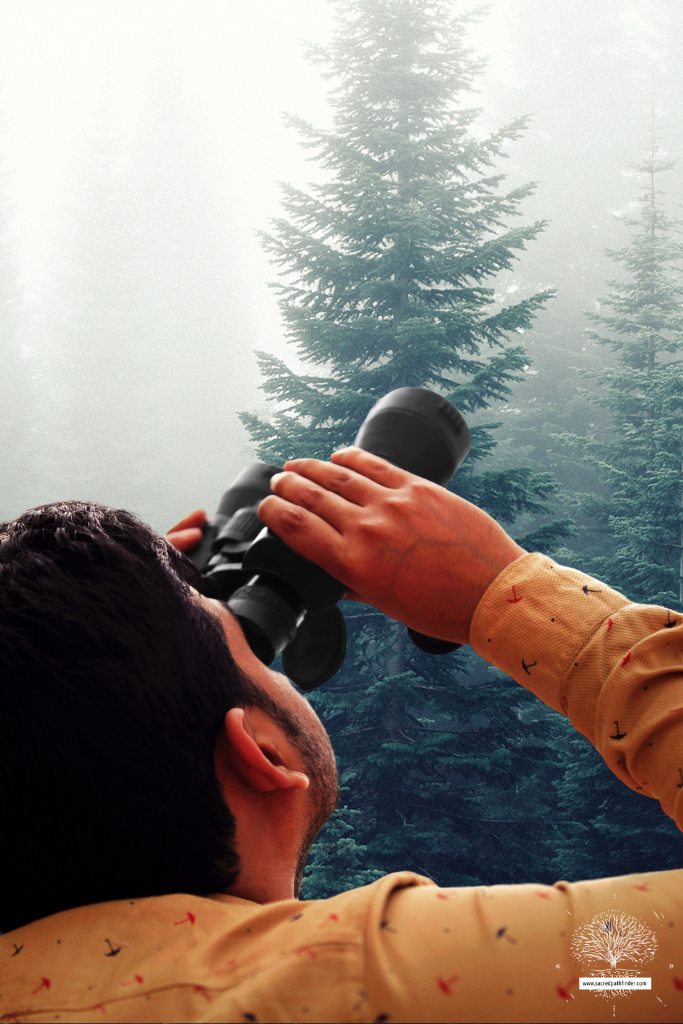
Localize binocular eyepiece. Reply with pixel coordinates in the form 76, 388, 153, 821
188, 388, 471, 691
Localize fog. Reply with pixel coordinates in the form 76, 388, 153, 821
0, 0, 681, 532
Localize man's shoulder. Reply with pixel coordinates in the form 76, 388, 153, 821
1, 871, 435, 943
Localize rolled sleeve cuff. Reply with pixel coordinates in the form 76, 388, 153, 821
469, 552, 630, 716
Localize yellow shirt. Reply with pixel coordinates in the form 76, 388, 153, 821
1, 553, 682, 1024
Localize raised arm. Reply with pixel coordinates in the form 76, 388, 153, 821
257, 447, 526, 646
257, 447, 683, 836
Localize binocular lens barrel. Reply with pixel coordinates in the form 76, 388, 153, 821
354, 388, 470, 484
195, 388, 471, 688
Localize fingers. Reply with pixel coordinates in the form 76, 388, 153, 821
279, 457, 376, 507
285, 448, 409, 493
166, 510, 207, 552
167, 509, 207, 534
259, 450, 413, 584
257, 493, 348, 583
267, 470, 366, 536
329, 447, 409, 488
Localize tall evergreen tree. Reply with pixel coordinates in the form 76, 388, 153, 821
242, 0, 576, 896
554, 134, 683, 610
243, 0, 554, 469
541, 130, 683, 879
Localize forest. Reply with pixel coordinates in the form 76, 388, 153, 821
1, 0, 682, 897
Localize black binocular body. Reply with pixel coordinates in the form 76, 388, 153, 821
188, 388, 471, 691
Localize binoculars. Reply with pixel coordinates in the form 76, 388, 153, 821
188, 388, 470, 691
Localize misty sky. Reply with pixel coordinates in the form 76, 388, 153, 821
0, 0, 681, 529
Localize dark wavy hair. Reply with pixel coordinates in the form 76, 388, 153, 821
0, 500, 288, 934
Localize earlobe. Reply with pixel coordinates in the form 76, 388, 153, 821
220, 709, 309, 793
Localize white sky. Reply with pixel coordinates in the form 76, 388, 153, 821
0, 0, 677, 367
0, 2, 332, 290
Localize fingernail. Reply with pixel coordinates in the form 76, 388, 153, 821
270, 472, 286, 488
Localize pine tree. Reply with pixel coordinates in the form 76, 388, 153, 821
554, 130, 683, 609
242, 0, 576, 895
540, 128, 683, 882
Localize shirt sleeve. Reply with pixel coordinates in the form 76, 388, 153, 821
469, 551, 683, 832
365, 865, 683, 1023
362, 553, 683, 1024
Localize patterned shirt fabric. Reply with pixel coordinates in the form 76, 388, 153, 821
1, 552, 682, 1024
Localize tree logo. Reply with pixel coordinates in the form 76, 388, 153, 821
570, 912, 657, 999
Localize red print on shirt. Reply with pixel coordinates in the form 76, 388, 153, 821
437, 975, 460, 995
557, 977, 579, 1001
120, 975, 144, 987
216, 958, 237, 971
31, 977, 50, 995
507, 586, 523, 604
295, 945, 318, 959
174, 911, 196, 926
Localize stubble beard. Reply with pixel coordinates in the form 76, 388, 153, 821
292, 731, 340, 898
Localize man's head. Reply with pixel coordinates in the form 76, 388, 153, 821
0, 500, 338, 933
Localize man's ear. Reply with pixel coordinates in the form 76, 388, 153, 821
218, 708, 310, 793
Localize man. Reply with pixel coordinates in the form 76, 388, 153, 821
0, 448, 681, 1023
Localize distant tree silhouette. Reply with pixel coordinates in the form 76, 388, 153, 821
554, 126, 683, 610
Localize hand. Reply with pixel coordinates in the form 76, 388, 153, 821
165, 509, 207, 552
257, 448, 526, 646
